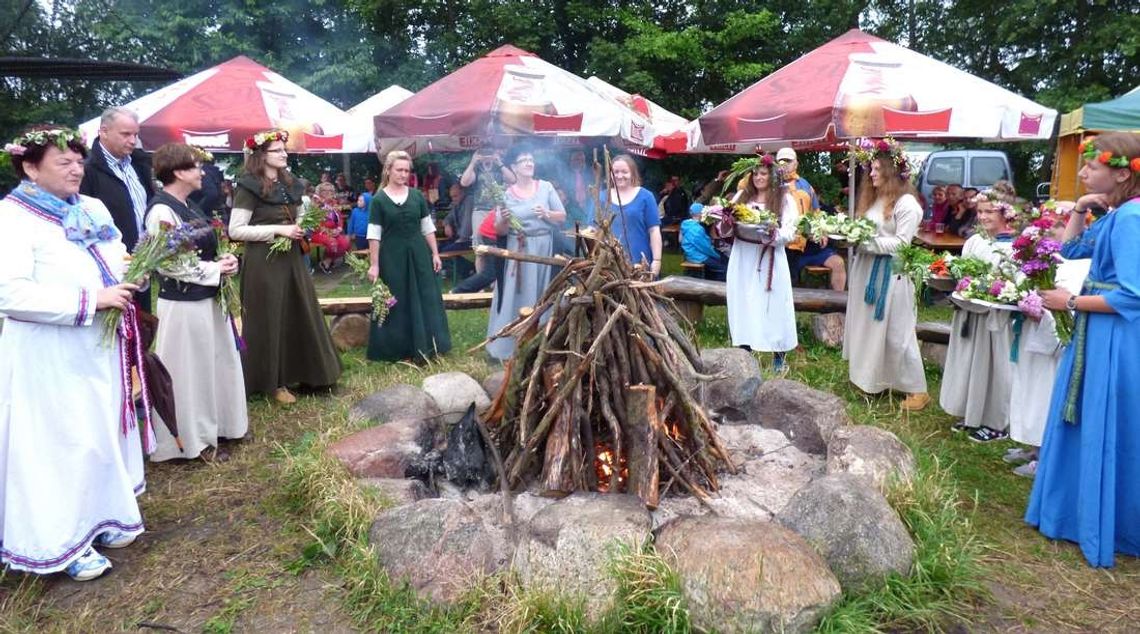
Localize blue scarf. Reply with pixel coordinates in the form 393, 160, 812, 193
9, 180, 120, 248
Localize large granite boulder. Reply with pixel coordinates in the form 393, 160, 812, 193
778, 473, 915, 592
811, 312, 845, 348
656, 516, 841, 633
369, 498, 511, 604
513, 493, 653, 618
695, 348, 763, 419
654, 426, 823, 527
357, 477, 435, 507
329, 314, 371, 351
826, 425, 916, 495
746, 379, 850, 455
481, 370, 507, 401
422, 372, 491, 424
349, 383, 441, 425
327, 417, 440, 478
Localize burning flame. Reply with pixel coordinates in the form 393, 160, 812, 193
594, 441, 628, 493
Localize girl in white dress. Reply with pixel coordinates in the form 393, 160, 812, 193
843, 141, 929, 409
726, 157, 799, 372
940, 197, 1018, 441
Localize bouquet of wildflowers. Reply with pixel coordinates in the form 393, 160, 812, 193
345, 255, 398, 325
893, 245, 939, 300
954, 272, 1024, 305
210, 214, 242, 319
1011, 217, 1072, 343
268, 199, 325, 258
102, 222, 202, 344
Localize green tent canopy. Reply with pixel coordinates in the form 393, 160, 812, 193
1060, 85, 1140, 135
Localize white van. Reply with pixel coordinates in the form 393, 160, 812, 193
917, 150, 1013, 210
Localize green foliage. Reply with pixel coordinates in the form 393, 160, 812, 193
603, 541, 691, 633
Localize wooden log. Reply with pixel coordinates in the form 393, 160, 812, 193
474, 244, 572, 267
624, 384, 660, 509
540, 365, 575, 497
318, 292, 493, 314
916, 320, 951, 344
650, 276, 848, 312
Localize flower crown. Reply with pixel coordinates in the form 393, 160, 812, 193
972, 191, 1021, 222
849, 137, 910, 180
720, 153, 788, 197
3, 127, 86, 157
1079, 139, 1140, 172
190, 145, 214, 163
244, 129, 289, 153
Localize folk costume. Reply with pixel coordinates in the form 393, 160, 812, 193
486, 180, 565, 360
843, 194, 927, 394
726, 194, 800, 352
1026, 198, 1140, 567
145, 192, 248, 461
230, 174, 341, 395
939, 233, 1015, 431
366, 188, 452, 362
0, 183, 148, 574
1008, 258, 1090, 447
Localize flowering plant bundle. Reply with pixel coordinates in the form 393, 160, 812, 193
1010, 217, 1073, 342
797, 212, 847, 242
345, 255, 398, 324
102, 222, 203, 344
954, 271, 1024, 305
268, 199, 325, 258
893, 244, 939, 301
210, 215, 242, 319
946, 255, 993, 281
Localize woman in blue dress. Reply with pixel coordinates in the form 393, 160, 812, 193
1026, 132, 1140, 567
598, 154, 661, 277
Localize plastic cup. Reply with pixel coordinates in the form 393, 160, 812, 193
935, 223, 946, 235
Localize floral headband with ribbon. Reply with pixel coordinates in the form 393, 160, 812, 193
3, 127, 86, 157
243, 129, 289, 154
849, 137, 911, 180
1079, 139, 1140, 172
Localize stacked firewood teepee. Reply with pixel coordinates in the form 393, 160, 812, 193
477, 152, 735, 509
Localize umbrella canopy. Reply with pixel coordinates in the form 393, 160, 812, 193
690, 29, 1056, 153
1052, 85, 1140, 200
79, 55, 363, 153
1059, 85, 1140, 135
374, 45, 681, 157
346, 85, 414, 153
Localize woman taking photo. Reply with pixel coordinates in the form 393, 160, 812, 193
366, 150, 451, 362
145, 143, 247, 462
599, 154, 661, 275
229, 129, 341, 403
727, 156, 799, 373
0, 126, 146, 581
485, 146, 566, 360
843, 139, 929, 410
1027, 132, 1140, 568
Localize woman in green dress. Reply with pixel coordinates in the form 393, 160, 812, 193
229, 129, 341, 403
366, 151, 451, 361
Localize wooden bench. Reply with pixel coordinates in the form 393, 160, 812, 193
681, 261, 706, 279
800, 265, 831, 288
438, 249, 474, 284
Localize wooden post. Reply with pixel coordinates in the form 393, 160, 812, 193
624, 384, 660, 509
540, 364, 575, 496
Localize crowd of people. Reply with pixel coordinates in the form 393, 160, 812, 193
1, 105, 1137, 581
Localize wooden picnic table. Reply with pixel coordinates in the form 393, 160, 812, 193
913, 230, 966, 252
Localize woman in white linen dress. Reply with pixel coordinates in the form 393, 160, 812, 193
843, 147, 929, 410
0, 126, 146, 581
726, 157, 799, 371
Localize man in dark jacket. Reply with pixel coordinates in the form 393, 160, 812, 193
80, 106, 155, 311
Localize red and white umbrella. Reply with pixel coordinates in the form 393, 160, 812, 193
689, 30, 1056, 153
79, 56, 363, 153
374, 45, 684, 157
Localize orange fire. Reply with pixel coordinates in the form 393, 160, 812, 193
594, 441, 628, 492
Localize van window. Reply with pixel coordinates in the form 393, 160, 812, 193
926, 157, 964, 186
970, 157, 1008, 188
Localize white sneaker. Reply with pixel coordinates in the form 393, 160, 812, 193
64, 547, 111, 581
96, 529, 137, 549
